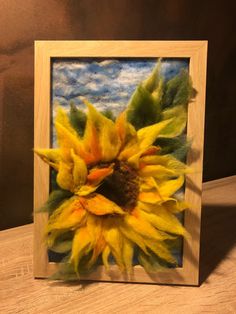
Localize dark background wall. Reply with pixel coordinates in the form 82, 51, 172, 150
0, 0, 235, 230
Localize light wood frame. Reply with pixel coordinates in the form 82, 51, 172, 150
34, 40, 207, 285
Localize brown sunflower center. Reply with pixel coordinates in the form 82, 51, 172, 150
96, 161, 139, 212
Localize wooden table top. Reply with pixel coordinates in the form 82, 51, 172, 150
1, 176, 236, 314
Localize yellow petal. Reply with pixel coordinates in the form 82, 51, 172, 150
137, 118, 173, 150
163, 199, 189, 213
56, 161, 74, 192
102, 245, 111, 271
141, 155, 190, 174
75, 185, 100, 196
158, 175, 185, 197
55, 106, 78, 137
139, 177, 159, 192
47, 200, 86, 232
70, 227, 93, 274
47, 197, 86, 246
115, 111, 137, 148
86, 215, 105, 267
34, 148, 60, 170
83, 99, 121, 162
124, 210, 172, 242
56, 122, 92, 164
47, 197, 75, 224
83, 117, 102, 163
138, 207, 187, 237
119, 223, 148, 254
71, 149, 88, 190
127, 148, 146, 169
140, 165, 176, 178
138, 191, 162, 204
79, 194, 125, 216
144, 238, 177, 265
122, 237, 134, 273
103, 218, 124, 270
118, 142, 140, 162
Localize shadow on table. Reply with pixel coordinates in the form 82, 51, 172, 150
200, 204, 236, 284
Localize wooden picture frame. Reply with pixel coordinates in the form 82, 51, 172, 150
34, 40, 207, 285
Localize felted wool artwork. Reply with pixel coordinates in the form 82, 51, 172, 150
34, 59, 196, 279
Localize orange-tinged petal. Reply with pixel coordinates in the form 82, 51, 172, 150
118, 142, 140, 162
115, 111, 137, 148
83, 118, 102, 163
83, 99, 121, 162
87, 167, 113, 185
79, 194, 125, 216
141, 146, 160, 157
47, 202, 86, 233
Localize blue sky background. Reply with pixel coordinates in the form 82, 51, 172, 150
52, 58, 189, 117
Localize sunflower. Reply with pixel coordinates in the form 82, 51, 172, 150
35, 60, 194, 277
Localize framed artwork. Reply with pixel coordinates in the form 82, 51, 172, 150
34, 41, 207, 285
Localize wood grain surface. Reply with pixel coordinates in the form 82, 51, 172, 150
1, 176, 236, 313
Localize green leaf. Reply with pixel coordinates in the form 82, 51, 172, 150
69, 102, 87, 136
38, 189, 73, 214
159, 105, 187, 138
102, 109, 115, 121
162, 69, 196, 109
50, 231, 73, 253
50, 256, 78, 281
127, 85, 161, 129
155, 135, 191, 161
143, 59, 161, 93
127, 60, 164, 130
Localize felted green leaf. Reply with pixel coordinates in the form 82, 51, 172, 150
102, 109, 115, 121
127, 59, 164, 130
50, 240, 72, 253
69, 102, 87, 136
162, 69, 196, 109
143, 59, 161, 93
50, 256, 78, 281
127, 85, 161, 130
155, 135, 191, 161
159, 105, 187, 138
49, 230, 73, 254
38, 189, 73, 214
